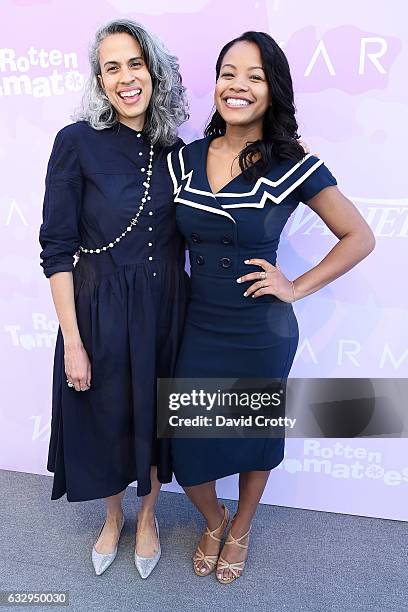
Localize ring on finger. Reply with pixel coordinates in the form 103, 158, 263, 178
259, 271, 267, 280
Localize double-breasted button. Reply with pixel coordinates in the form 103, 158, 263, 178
220, 257, 232, 268
191, 233, 200, 243
196, 255, 205, 265
222, 235, 233, 245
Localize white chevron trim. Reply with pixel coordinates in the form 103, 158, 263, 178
174, 197, 236, 223
167, 149, 182, 194
177, 148, 316, 199
216, 154, 315, 198
221, 159, 324, 208
167, 144, 327, 217
178, 146, 218, 197
169, 147, 235, 221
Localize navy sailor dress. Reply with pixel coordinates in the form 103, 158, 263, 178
39, 120, 189, 501
167, 136, 337, 486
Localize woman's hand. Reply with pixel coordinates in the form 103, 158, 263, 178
64, 342, 92, 392
237, 259, 296, 303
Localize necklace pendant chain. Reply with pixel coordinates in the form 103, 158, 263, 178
79, 143, 154, 255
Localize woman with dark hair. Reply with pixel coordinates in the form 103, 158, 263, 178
167, 31, 375, 583
39, 19, 189, 578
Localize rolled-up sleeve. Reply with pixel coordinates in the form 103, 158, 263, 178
39, 128, 83, 278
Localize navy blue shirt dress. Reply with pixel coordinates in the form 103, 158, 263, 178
167, 136, 337, 486
39, 121, 189, 501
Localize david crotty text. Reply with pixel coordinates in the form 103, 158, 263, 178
168, 415, 297, 428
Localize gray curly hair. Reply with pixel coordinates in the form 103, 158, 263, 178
73, 19, 189, 145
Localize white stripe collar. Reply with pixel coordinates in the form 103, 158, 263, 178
167, 139, 324, 216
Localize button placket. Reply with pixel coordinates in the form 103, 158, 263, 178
146, 193, 156, 275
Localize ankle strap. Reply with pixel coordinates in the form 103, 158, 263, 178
225, 524, 251, 548
205, 505, 229, 542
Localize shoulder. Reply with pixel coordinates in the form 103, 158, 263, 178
163, 136, 185, 155
167, 135, 207, 172
241, 154, 337, 205
264, 154, 333, 186
182, 136, 208, 159
55, 120, 92, 141
50, 122, 92, 157
167, 135, 207, 156
47, 122, 98, 173
53, 121, 111, 150
267, 154, 337, 203
269, 154, 323, 175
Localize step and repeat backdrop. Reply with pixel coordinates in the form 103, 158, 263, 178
1, 0, 407, 521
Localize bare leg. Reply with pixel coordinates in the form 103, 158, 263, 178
135, 466, 162, 557
217, 470, 270, 582
94, 488, 126, 554
184, 481, 226, 574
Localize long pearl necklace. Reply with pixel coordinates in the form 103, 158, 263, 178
79, 142, 154, 254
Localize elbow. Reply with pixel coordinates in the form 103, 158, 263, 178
365, 227, 376, 255
357, 226, 376, 258
341, 226, 375, 260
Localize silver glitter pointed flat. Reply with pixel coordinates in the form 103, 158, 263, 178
92, 514, 125, 576
134, 515, 161, 579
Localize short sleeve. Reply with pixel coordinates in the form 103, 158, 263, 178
39, 128, 83, 278
295, 157, 337, 203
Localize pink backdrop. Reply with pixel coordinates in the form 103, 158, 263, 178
1, 0, 407, 521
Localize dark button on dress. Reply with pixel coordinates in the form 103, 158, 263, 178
221, 235, 233, 245
220, 257, 232, 268
167, 136, 337, 486
39, 121, 189, 501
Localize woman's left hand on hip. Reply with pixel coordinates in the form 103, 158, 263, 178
237, 258, 295, 303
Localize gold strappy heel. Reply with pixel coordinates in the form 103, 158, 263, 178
193, 504, 230, 576
216, 516, 252, 584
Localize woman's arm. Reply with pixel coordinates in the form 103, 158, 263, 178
239, 186, 375, 301
40, 127, 91, 391
49, 271, 91, 392
291, 186, 375, 300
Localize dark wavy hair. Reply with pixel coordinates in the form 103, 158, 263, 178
204, 31, 305, 180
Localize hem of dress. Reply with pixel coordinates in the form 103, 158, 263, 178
49, 472, 173, 502
174, 455, 284, 488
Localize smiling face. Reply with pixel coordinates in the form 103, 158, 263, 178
97, 32, 153, 130
215, 40, 270, 132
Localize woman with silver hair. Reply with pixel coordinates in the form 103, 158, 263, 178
39, 19, 189, 578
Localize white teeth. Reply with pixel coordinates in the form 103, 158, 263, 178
119, 89, 141, 98
226, 98, 250, 106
